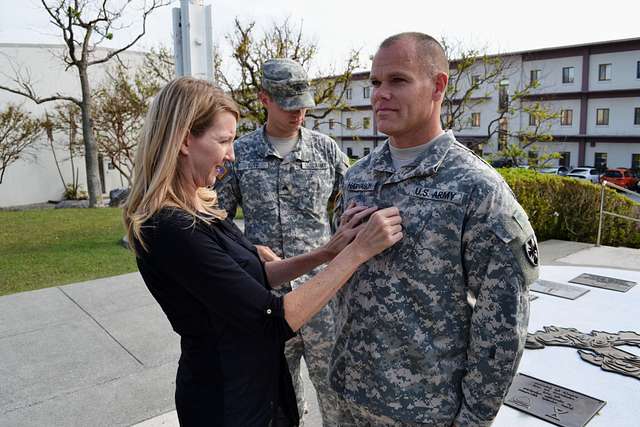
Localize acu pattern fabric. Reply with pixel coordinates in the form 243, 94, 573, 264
215, 125, 349, 425
330, 131, 538, 427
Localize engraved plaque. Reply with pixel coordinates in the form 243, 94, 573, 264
505, 373, 606, 427
531, 280, 590, 300
569, 273, 636, 292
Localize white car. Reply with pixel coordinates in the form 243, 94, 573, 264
538, 166, 569, 176
567, 167, 602, 183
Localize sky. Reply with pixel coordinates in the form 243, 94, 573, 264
1, 0, 639, 76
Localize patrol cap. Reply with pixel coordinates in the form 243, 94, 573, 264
261, 58, 316, 111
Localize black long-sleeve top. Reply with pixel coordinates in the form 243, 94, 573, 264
135, 208, 298, 426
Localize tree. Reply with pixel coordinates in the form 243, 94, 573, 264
140, 45, 175, 85
41, 103, 85, 199
215, 18, 360, 134
92, 61, 159, 187
0, 0, 168, 206
0, 105, 42, 184
441, 39, 560, 165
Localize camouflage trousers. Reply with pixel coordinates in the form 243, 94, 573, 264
283, 287, 340, 426
335, 397, 438, 427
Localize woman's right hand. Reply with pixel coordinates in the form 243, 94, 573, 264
350, 207, 403, 262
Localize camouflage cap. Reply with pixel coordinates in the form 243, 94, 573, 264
261, 58, 316, 111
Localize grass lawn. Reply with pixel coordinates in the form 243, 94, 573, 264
0, 208, 137, 297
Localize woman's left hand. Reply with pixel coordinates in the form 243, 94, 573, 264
322, 202, 378, 261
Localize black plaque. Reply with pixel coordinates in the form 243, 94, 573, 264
531, 280, 590, 300
505, 373, 606, 427
569, 273, 636, 292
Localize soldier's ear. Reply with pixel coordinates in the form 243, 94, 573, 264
433, 72, 448, 101
258, 91, 270, 107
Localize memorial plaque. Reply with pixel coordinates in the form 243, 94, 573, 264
531, 280, 590, 300
505, 373, 606, 427
569, 273, 636, 292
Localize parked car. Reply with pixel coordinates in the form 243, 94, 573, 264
537, 166, 569, 176
566, 167, 602, 184
600, 168, 639, 189
490, 158, 515, 168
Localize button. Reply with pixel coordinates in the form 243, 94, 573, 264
266, 308, 272, 315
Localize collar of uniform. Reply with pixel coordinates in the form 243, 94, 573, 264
293, 127, 314, 162
259, 125, 313, 162
258, 125, 283, 159
374, 131, 455, 181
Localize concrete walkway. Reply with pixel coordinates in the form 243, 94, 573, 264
0, 240, 638, 426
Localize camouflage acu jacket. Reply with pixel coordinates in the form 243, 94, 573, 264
329, 131, 538, 427
215, 125, 349, 287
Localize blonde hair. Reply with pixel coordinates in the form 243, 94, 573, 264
123, 77, 240, 255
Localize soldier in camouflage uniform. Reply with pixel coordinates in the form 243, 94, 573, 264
215, 58, 349, 426
330, 33, 539, 426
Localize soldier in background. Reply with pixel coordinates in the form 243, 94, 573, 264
215, 58, 349, 425
329, 32, 539, 426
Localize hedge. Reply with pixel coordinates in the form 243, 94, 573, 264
498, 168, 640, 248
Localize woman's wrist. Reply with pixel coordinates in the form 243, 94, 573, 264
316, 245, 335, 264
342, 240, 369, 266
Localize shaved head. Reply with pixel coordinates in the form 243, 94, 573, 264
379, 32, 449, 77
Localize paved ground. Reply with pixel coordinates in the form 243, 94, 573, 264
0, 240, 639, 427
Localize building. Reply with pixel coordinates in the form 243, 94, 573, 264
0, 43, 144, 208
310, 37, 640, 170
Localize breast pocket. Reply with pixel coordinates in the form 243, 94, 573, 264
294, 161, 332, 212
394, 193, 467, 268
237, 161, 278, 212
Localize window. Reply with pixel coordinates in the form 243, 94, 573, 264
498, 81, 509, 112
632, 153, 640, 169
329, 119, 335, 130
561, 109, 573, 126
363, 117, 371, 129
596, 108, 609, 125
598, 63, 611, 81
346, 88, 352, 100
471, 75, 480, 86
363, 87, 370, 98
635, 107, 640, 125
498, 118, 508, 151
562, 67, 575, 83
313, 119, 319, 130
346, 147, 353, 157
637, 61, 640, 79
529, 113, 539, 127
530, 69, 541, 85
528, 150, 539, 167
594, 152, 608, 169
471, 112, 481, 127
559, 152, 571, 168
346, 117, 353, 129
363, 147, 371, 156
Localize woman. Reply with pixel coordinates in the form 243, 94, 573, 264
123, 77, 403, 426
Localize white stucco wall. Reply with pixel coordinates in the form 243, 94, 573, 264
0, 44, 144, 207
589, 50, 640, 91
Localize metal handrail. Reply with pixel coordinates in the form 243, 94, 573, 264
596, 181, 640, 246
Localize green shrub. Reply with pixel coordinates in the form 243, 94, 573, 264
498, 168, 640, 248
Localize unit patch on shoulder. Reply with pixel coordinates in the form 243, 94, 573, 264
524, 235, 539, 267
